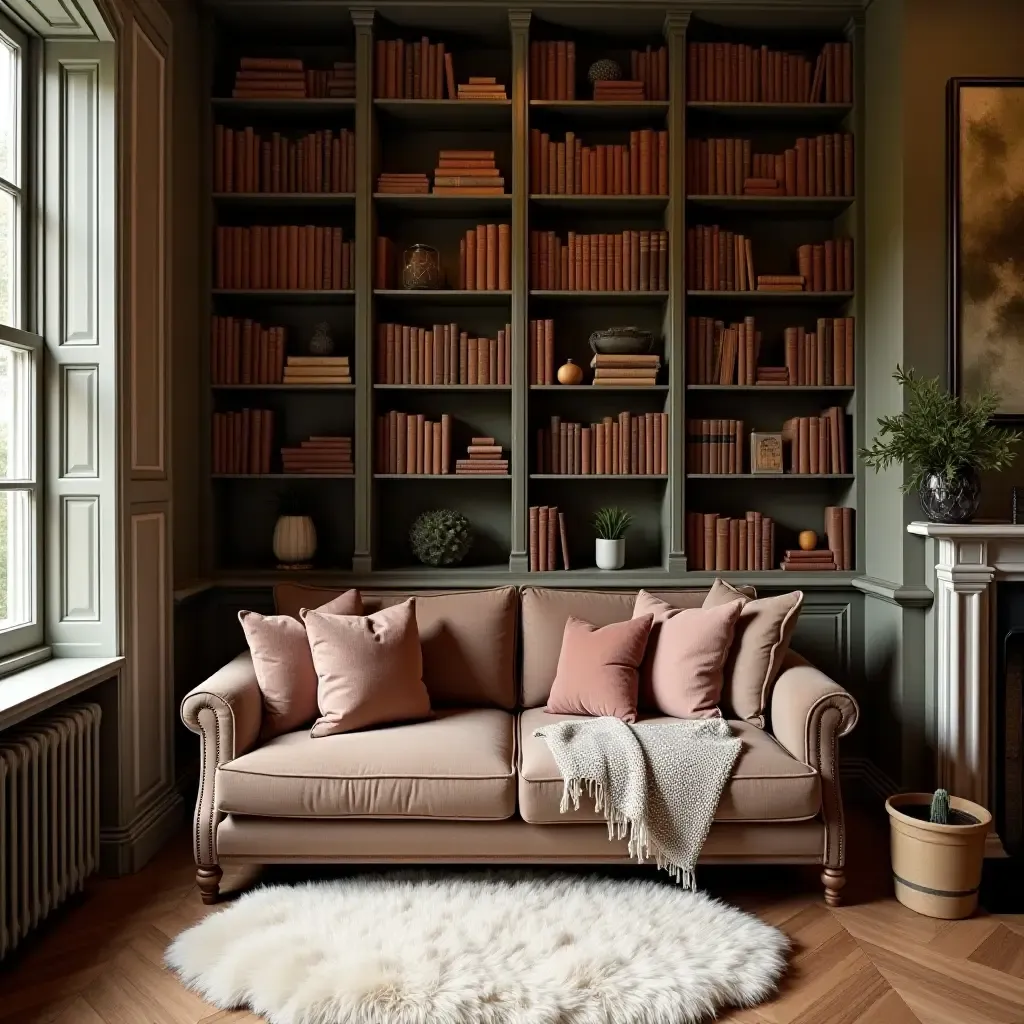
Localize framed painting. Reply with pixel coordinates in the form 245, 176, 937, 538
948, 78, 1024, 422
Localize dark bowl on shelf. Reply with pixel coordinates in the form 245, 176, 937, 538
589, 327, 654, 356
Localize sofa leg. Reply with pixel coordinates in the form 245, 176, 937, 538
822, 867, 845, 907
197, 865, 223, 905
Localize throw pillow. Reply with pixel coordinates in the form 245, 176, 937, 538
302, 599, 432, 738
546, 614, 654, 722
703, 579, 803, 727
238, 589, 364, 739
633, 589, 744, 718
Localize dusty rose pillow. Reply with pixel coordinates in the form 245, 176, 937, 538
546, 614, 653, 722
633, 589, 744, 718
238, 589, 363, 739
302, 598, 432, 738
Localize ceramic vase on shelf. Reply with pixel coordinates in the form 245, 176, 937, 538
402, 244, 442, 290
595, 538, 625, 571
273, 515, 317, 568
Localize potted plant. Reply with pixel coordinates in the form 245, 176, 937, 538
409, 509, 473, 567
859, 366, 1020, 523
593, 507, 632, 570
885, 788, 991, 919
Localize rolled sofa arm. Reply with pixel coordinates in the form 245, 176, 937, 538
181, 653, 264, 867
770, 649, 859, 871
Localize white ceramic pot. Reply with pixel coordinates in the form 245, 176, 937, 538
595, 538, 625, 570
273, 515, 317, 565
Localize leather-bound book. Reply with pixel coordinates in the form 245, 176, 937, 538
738, 518, 748, 571
476, 225, 487, 290
543, 319, 554, 385
809, 417, 820, 474
818, 414, 829, 473
824, 240, 836, 292
537, 507, 548, 571
729, 519, 740, 571
548, 504, 558, 567
497, 224, 511, 290
485, 223, 498, 290
414, 414, 425, 474
715, 518, 730, 572
841, 506, 853, 570
796, 416, 809, 474
558, 512, 571, 570
465, 229, 476, 290
703, 513, 718, 571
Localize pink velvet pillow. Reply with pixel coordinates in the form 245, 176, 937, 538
546, 614, 653, 722
238, 589, 363, 739
302, 599, 432, 738
633, 589, 744, 718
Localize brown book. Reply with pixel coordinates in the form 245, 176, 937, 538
703, 513, 718, 570
538, 507, 549, 571
543, 319, 554, 385
715, 518, 729, 572
797, 417, 810, 473
440, 413, 451, 474
529, 506, 539, 572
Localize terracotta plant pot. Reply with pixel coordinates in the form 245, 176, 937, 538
885, 793, 991, 919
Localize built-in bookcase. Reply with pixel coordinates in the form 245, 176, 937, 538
203, 5, 863, 588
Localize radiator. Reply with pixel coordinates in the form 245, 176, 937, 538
0, 702, 101, 958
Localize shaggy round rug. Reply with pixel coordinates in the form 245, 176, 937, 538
166, 872, 789, 1024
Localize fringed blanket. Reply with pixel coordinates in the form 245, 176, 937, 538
535, 717, 741, 887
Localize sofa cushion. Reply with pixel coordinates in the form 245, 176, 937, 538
516, 707, 820, 825
217, 708, 516, 820
274, 584, 517, 709
520, 587, 754, 708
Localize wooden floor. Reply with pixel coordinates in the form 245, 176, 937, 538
1, 814, 1022, 1024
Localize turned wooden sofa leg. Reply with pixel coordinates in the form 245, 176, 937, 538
822, 868, 845, 907
197, 865, 223, 905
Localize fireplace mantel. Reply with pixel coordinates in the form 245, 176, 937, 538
908, 520, 1024, 855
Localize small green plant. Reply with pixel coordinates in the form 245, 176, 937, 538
592, 507, 633, 540
409, 509, 473, 567
929, 788, 950, 825
858, 366, 1021, 491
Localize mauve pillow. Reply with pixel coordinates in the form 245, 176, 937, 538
633, 589, 744, 718
238, 589, 363, 739
703, 579, 803, 727
546, 614, 653, 722
302, 599, 432, 738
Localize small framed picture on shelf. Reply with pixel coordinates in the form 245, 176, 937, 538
948, 77, 1024, 421
750, 432, 783, 474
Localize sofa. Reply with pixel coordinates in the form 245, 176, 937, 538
181, 584, 859, 906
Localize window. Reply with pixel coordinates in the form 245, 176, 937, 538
0, 15, 41, 660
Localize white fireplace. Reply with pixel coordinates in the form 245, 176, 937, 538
908, 521, 1024, 856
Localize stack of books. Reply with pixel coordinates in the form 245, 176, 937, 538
231, 58, 307, 99
593, 78, 646, 101
528, 506, 571, 571
686, 418, 745, 474
283, 356, 351, 386
457, 224, 512, 289
825, 505, 854, 570
591, 354, 661, 387
455, 437, 509, 475
782, 408, 848, 474
686, 511, 775, 571
281, 436, 353, 476
756, 367, 790, 386
744, 176, 785, 196
377, 172, 430, 194
757, 274, 804, 293
457, 76, 507, 101
376, 412, 451, 475
312, 62, 354, 98
781, 548, 837, 571
212, 409, 274, 475
434, 150, 505, 195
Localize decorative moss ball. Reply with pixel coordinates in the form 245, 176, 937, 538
588, 59, 622, 83
409, 509, 474, 567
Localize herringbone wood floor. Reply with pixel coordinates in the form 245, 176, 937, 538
1, 813, 1022, 1024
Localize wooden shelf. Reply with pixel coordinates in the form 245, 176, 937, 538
530, 194, 668, 212
687, 473, 855, 480
685, 101, 853, 121
687, 195, 852, 215
687, 385, 854, 392
213, 474, 355, 480
374, 192, 511, 215
375, 474, 510, 480
530, 384, 668, 392
529, 290, 669, 302
529, 100, 669, 123
212, 289, 355, 302
213, 192, 355, 206
530, 474, 668, 480
686, 290, 854, 302
374, 288, 511, 305
212, 98, 355, 113
374, 384, 510, 391
213, 384, 355, 392
373, 98, 511, 128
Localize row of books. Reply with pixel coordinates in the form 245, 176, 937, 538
456, 224, 512, 289
528, 319, 556, 385
228, 57, 354, 99
687, 511, 775, 572
529, 129, 669, 196
685, 41, 852, 104
528, 506, 571, 572
374, 37, 452, 99
687, 316, 760, 386
211, 316, 286, 385
212, 409, 275, 475
782, 410, 849, 475
374, 322, 512, 386
797, 241, 854, 292
530, 229, 668, 292
281, 436, 353, 476
536, 412, 669, 476
686, 134, 854, 198
214, 226, 354, 291
375, 412, 451, 475
213, 127, 355, 195
454, 437, 509, 475
784, 319, 856, 387
686, 419, 744, 475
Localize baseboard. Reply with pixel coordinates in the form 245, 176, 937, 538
100, 785, 184, 876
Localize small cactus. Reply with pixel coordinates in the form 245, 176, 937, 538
929, 788, 950, 825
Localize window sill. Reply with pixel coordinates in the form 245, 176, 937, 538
0, 655, 125, 732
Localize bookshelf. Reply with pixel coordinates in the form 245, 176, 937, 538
203, 7, 863, 586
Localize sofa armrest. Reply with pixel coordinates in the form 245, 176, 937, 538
770, 650, 859, 871
180, 653, 263, 868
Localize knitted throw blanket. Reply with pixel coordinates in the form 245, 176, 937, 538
535, 717, 741, 887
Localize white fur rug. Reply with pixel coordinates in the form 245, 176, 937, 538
166, 872, 788, 1024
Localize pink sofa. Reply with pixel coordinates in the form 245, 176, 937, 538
181, 585, 859, 905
